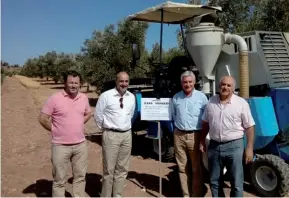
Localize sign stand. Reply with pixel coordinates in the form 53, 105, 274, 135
157, 121, 162, 197
140, 97, 172, 197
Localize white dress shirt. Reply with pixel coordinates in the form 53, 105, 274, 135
94, 88, 136, 131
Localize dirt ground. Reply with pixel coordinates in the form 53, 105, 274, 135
1, 76, 258, 197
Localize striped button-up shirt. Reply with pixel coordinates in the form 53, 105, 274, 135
202, 94, 255, 142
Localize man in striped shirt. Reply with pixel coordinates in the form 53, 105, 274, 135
200, 76, 255, 197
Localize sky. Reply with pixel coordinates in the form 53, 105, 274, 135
1, 0, 197, 66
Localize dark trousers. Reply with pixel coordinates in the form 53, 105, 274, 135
208, 138, 244, 197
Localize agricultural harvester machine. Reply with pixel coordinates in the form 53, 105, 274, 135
124, 1, 289, 197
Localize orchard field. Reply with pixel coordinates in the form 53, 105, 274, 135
1, 76, 257, 197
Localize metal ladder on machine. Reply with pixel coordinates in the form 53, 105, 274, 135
259, 32, 289, 88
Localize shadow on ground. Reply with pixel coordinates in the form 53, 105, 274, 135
22, 166, 258, 197
22, 179, 72, 197
68, 173, 102, 197
40, 82, 60, 85
22, 173, 102, 197
50, 86, 65, 89
35, 79, 49, 83
88, 97, 98, 107
127, 165, 183, 197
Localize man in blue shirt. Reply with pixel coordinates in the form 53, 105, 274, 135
172, 71, 208, 197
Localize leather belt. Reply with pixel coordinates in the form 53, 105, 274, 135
176, 128, 201, 134
105, 128, 130, 133
210, 137, 243, 144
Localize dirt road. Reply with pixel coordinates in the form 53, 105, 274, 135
1, 76, 258, 197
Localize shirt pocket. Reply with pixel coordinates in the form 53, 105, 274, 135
188, 100, 204, 118
223, 112, 240, 129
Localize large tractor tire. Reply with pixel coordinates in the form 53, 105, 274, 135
250, 154, 289, 197
152, 130, 175, 162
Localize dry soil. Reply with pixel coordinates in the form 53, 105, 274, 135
1, 76, 258, 197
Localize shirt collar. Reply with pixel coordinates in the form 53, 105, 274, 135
113, 87, 129, 97
62, 90, 82, 100
218, 94, 235, 104
182, 89, 195, 98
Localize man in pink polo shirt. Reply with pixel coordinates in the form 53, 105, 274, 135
39, 70, 92, 197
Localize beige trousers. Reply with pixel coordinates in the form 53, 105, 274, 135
51, 141, 87, 197
174, 129, 203, 197
101, 130, 132, 197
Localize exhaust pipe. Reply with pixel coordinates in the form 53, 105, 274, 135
224, 33, 249, 98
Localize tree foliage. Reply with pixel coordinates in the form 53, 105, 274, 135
21, 0, 289, 92
79, 19, 150, 89
207, 0, 289, 32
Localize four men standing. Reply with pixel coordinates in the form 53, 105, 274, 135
40, 69, 255, 197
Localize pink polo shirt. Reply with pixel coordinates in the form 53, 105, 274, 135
41, 90, 91, 144
202, 94, 255, 142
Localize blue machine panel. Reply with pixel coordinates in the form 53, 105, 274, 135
247, 97, 279, 150
147, 121, 174, 138
132, 92, 142, 123
135, 92, 142, 112
268, 87, 289, 131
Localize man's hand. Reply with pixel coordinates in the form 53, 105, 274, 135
199, 141, 206, 153
245, 147, 254, 164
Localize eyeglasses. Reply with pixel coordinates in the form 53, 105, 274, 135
119, 97, 123, 109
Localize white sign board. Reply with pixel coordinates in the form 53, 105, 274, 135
140, 98, 172, 121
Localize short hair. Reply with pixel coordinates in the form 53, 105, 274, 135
115, 71, 129, 81
180, 71, 196, 82
219, 76, 236, 90
63, 70, 82, 83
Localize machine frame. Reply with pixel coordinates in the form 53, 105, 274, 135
127, 1, 289, 197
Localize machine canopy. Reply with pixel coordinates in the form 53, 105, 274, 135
127, 1, 222, 24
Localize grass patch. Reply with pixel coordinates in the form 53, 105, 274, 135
14, 75, 40, 89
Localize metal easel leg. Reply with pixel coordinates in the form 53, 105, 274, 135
158, 121, 162, 197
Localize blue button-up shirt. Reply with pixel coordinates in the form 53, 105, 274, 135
172, 90, 208, 131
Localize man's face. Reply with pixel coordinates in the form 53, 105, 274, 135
181, 76, 195, 94
116, 73, 129, 95
219, 77, 234, 97
65, 75, 80, 95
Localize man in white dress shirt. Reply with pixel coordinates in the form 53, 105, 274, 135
94, 71, 136, 197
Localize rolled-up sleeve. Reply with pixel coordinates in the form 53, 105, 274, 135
94, 93, 106, 130
241, 101, 255, 129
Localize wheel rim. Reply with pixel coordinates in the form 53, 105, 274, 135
255, 165, 278, 192
153, 136, 167, 155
